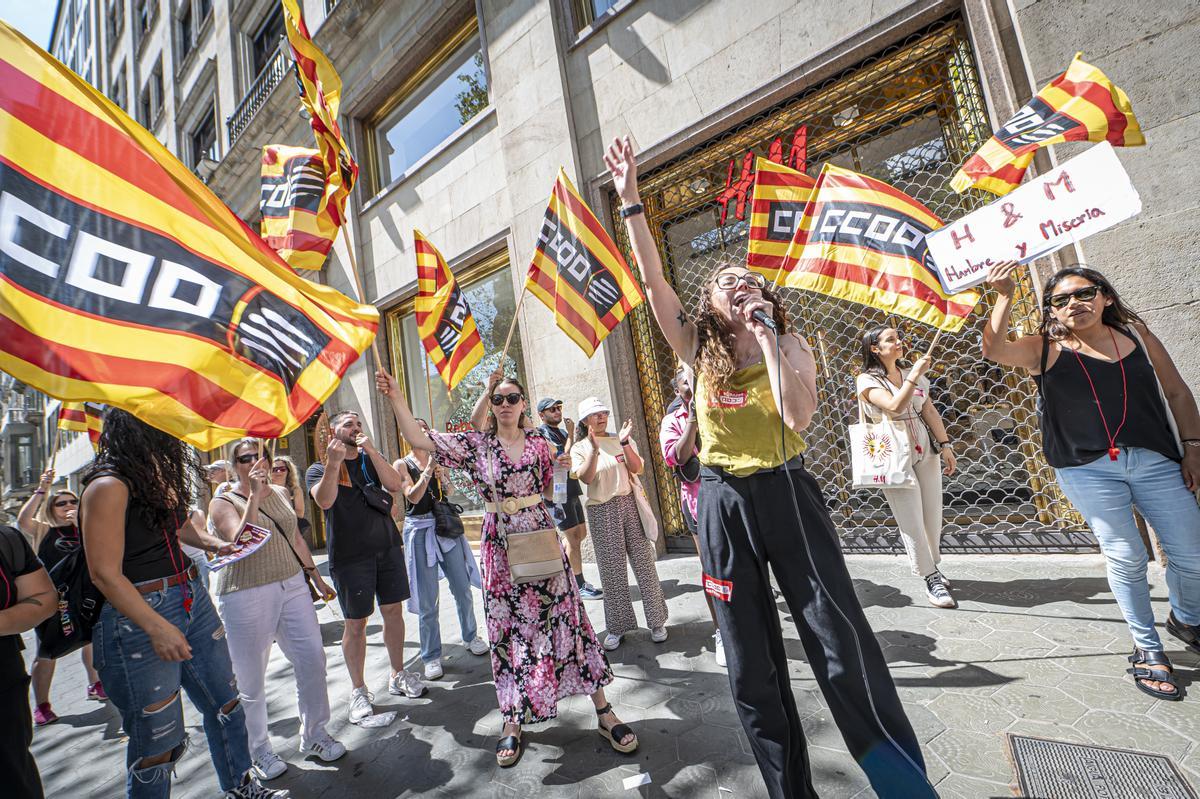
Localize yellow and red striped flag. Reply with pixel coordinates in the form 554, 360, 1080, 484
281, 0, 357, 225
0, 20, 378, 450
747, 158, 816, 284
260, 144, 339, 271
58, 402, 104, 449
526, 168, 644, 357
784, 164, 980, 332
951, 53, 1143, 196
413, 231, 484, 390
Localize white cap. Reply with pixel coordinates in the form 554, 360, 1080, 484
577, 397, 610, 422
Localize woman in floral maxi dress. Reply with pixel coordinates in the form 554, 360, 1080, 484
376, 370, 638, 767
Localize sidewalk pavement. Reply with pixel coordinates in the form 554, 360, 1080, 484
25, 552, 1200, 798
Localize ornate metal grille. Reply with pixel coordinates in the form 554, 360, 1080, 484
611, 17, 1091, 551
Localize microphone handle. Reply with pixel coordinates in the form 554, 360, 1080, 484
751, 309, 778, 332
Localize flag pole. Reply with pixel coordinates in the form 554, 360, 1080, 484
338, 224, 385, 373
422, 352, 436, 430
925, 329, 945, 359
48, 421, 61, 473
498, 283, 529, 370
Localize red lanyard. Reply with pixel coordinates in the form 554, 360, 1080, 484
162, 520, 192, 613
1070, 326, 1127, 461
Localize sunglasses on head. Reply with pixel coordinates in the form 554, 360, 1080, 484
1047, 285, 1101, 309
235, 454, 258, 465
53, 498, 79, 508
491, 392, 523, 406
715, 272, 766, 290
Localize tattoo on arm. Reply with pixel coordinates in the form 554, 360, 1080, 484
675, 309, 687, 328
16, 596, 45, 608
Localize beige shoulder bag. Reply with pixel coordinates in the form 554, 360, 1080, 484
484, 440, 563, 584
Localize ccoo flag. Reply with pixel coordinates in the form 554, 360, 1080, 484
526, 168, 645, 357
0, 21, 379, 450
951, 53, 1143, 196
58, 402, 104, 449
413, 231, 484, 391
747, 158, 816, 285
260, 145, 339, 271
783, 164, 980, 332
282, 0, 357, 228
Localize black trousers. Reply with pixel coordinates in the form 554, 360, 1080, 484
0, 660, 44, 799
697, 463, 933, 799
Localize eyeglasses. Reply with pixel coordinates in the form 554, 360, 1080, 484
235, 454, 258, 465
53, 498, 79, 508
270, 466, 288, 473
715, 272, 766, 290
491, 393, 523, 406
1047, 285, 1101, 309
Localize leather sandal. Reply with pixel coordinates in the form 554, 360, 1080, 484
1127, 648, 1184, 701
596, 703, 638, 754
496, 730, 522, 767
1166, 612, 1200, 656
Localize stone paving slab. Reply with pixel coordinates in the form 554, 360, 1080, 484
24, 553, 1200, 798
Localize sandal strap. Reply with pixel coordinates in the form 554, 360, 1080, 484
1130, 648, 1172, 668
1128, 666, 1177, 684
496, 735, 521, 751
595, 703, 613, 717
608, 722, 633, 743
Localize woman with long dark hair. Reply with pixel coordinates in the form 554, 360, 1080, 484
605, 136, 932, 798
376, 370, 637, 768
268, 455, 312, 545
80, 410, 289, 798
857, 327, 958, 608
983, 261, 1200, 701
16, 473, 105, 724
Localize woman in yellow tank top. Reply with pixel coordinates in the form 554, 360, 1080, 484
606, 136, 933, 799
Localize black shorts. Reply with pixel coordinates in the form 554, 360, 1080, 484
549, 496, 586, 531
329, 545, 410, 619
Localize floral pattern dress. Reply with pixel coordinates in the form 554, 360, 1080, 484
430, 429, 613, 724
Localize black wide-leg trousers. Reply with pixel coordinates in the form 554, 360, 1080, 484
697, 462, 934, 799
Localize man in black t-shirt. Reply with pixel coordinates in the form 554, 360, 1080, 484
536, 397, 602, 600
306, 411, 426, 724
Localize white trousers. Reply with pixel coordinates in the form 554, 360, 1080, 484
881, 451, 944, 577
216, 570, 330, 755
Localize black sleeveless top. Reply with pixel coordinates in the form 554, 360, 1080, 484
82, 471, 189, 584
403, 457, 440, 516
1035, 328, 1180, 468
37, 525, 81, 573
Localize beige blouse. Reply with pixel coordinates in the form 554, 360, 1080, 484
210, 485, 301, 596
570, 436, 636, 506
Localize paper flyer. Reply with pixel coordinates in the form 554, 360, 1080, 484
207, 523, 272, 572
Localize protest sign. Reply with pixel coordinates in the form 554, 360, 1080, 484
926, 142, 1141, 294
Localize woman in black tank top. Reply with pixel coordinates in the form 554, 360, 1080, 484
15, 478, 102, 723
982, 262, 1200, 702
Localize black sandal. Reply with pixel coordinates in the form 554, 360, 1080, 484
1127, 648, 1184, 701
596, 703, 638, 754
496, 730, 523, 767
1166, 612, 1200, 656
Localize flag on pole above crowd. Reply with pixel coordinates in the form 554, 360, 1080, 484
782, 164, 980, 332
58, 402, 104, 449
281, 0, 358, 229
413, 230, 484, 390
526, 168, 645, 357
747, 158, 816, 285
951, 53, 1144, 196
0, 20, 379, 449
260, 145, 339, 271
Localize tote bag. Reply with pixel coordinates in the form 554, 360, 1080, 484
849, 378, 917, 490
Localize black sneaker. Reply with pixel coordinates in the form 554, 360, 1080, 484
1166, 612, 1200, 656
924, 573, 956, 609
225, 773, 290, 798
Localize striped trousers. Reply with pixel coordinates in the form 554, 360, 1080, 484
586, 493, 668, 636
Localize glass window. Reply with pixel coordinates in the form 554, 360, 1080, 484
249, 5, 285, 81
13, 434, 34, 486
390, 261, 524, 514
572, 0, 621, 32
372, 35, 488, 189
197, 0, 212, 23
178, 2, 194, 57
110, 64, 127, 109
189, 105, 217, 168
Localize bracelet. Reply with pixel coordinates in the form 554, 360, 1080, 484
619, 438, 631, 446
619, 202, 645, 219
34, 489, 46, 495
937, 441, 952, 449
303, 566, 318, 574
904, 378, 917, 385
1183, 440, 1200, 448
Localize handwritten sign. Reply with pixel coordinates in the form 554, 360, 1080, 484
926, 142, 1141, 294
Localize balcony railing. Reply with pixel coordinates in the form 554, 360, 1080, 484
227, 41, 291, 147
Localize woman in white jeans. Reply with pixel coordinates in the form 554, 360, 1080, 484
857, 327, 958, 608
209, 439, 346, 780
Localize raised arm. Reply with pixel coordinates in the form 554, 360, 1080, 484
860, 358, 932, 414
470, 368, 504, 431
375, 370, 437, 452
980, 261, 1043, 372
16, 469, 53, 548
605, 136, 698, 364
358, 432, 405, 493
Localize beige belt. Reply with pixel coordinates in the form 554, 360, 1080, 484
482, 494, 544, 515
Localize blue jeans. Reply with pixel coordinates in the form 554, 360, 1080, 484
1056, 447, 1200, 651
403, 514, 479, 662
92, 576, 250, 797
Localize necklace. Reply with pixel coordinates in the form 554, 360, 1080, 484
1069, 326, 1127, 461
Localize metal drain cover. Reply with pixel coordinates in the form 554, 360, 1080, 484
1008, 734, 1198, 798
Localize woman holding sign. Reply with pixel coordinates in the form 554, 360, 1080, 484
209, 438, 344, 780
982, 262, 1200, 701
856, 327, 958, 608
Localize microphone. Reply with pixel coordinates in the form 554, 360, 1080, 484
751, 309, 778, 332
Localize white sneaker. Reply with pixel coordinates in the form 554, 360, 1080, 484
424, 659, 444, 680
299, 731, 347, 762
924, 573, 957, 609
348, 687, 374, 723
713, 629, 727, 668
251, 750, 287, 780
602, 633, 622, 651
467, 637, 490, 656
388, 669, 428, 698
650, 626, 668, 643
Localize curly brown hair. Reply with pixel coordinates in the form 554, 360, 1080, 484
694, 263, 790, 393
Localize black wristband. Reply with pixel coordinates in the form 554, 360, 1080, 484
619, 438, 631, 446
619, 202, 645, 219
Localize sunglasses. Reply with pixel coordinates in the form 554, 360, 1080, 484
53, 498, 79, 508
715, 272, 766, 290
491, 393, 523, 406
1047, 285, 1101, 309
235, 454, 259, 465
270, 466, 288, 473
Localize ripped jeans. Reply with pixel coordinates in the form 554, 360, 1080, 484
92, 575, 250, 797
